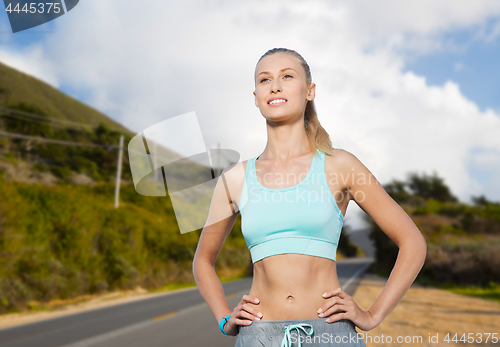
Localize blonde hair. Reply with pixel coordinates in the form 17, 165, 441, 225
255, 48, 334, 156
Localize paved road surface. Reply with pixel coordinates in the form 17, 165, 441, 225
346, 227, 375, 258
0, 257, 373, 347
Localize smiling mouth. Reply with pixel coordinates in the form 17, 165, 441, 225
268, 99, 287, 106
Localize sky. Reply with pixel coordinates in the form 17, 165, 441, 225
1, 0, 500, 229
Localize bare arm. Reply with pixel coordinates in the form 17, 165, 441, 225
347, 150, 427, 327
192, 166, 240, 325
321, 149, 427, 330
192, 162, 262, 336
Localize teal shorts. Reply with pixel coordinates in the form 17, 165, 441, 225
234, 318, 366, 347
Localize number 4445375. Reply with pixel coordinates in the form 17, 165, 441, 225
444, 333, 498, 344
5, 2, 62, 14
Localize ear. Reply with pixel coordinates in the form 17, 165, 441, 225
253, 90, 258, 107
306, 83, 316, 102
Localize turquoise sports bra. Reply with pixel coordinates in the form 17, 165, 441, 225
239, 148, 344, 264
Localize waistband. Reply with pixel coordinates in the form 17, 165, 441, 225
249, 238, 338, 263
238, 318, 356, 336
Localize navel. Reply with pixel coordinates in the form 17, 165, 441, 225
286, 294, 294, 301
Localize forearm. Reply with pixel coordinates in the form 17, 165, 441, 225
367, 236, 427, 325
193, 258, 233, 324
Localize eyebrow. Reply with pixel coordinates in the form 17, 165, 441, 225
257, 67, 297, 78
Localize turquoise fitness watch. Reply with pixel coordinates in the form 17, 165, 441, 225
219, 314, 232, 335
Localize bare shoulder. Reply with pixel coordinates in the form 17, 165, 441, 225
218, 159, 248, 208
325, 147, 365, 165
324, 148, 376, 189
324, 148, 358, 166
220, 160, 247, 186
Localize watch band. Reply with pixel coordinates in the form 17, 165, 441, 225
219, 314, 232, 335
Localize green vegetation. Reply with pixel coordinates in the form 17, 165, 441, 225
0, 61, 253, 315
0, 61, 143, 184
0, 178, 250, 314
366, 170, 500, 302
1, 102, 133, 182
0, 61, 130, 133
443, 281, 500, 303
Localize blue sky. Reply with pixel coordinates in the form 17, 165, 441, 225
3, 12, 499, 114
1, 1, 500, 229
404, 19, 500, 113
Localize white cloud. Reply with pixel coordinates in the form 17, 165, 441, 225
339, 0, 500, 53
475, 18, 500, 42
1, 0, 500, 228
0, 43, 59, 87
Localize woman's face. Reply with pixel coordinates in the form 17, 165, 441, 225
253, 52, 315, 122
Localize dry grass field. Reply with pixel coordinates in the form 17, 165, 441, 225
352, 274, 500, 346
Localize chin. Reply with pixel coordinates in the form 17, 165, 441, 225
264, 114, 292, 123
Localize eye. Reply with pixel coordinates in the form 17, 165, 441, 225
260, 74, 292, 83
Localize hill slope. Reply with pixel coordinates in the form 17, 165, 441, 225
0, 60, 131, 134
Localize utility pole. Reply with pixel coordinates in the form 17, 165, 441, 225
149, 132, 161, 183
217, 142, 220, 177
114, 135, 124, 208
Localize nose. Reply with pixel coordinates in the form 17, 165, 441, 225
271, 79, 282, 93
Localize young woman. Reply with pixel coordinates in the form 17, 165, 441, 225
192, 47, 427, 347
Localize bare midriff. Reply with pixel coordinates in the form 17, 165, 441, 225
247, 253, 341, 321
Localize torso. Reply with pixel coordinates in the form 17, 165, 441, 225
247, 254, 341, 320
228, 148, 350, 321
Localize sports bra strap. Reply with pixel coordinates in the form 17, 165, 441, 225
245, 154, 258, 186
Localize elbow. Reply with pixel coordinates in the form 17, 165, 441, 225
192, 252, 202, 278
418, 232, 427, 253
192, 252, 215, 277
192, 253, 203, 274
192, 255, 206, 284
192, 256, 197, 275
400, 233, 427, 264
414, 234, 427, 267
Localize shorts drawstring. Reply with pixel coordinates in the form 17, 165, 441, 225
281, 323, 314, 347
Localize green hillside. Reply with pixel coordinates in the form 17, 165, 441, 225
0, 61, 252, 314
0, 59, 186, 184
0, 60, 131, 134
366, 171, 500, 301
0, 177, 251, 314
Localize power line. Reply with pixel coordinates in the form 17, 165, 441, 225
0, 106, 95, 129
0, 130, 120, 149
0, 113, 81, 129
0, 130, 171, 158
0, 106, 94, 127
0, 130, 127, 208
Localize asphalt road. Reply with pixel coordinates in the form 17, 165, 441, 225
0, 257, 373, 347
